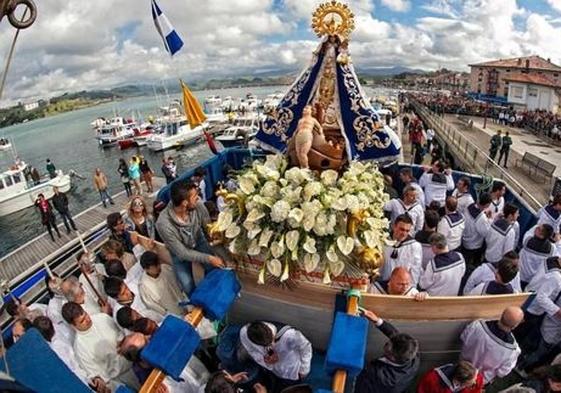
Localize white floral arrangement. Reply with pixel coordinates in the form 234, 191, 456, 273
216, 154, 390, 285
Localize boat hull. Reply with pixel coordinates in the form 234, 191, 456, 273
147, 131, 202, 151
0, 175, 72, 216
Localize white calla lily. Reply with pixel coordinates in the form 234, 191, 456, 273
270, 236, 285, 258
329, 260, 345, 277
337, 235, 355, 256
258, 229, 274, 248
303, 236, 317, 254
280, 263, 290, 282
326, 244, 339, 262
303, 253, 320, 273
238, 177, 255, 195
363, 230, 377, 249
247, 240, 261, 256
285, 230, 300, 251
266, 259, 282, 277
323, 269, 332, 284
216, 211, 233, 232
246, 209, 265, 223
225, 223, 241, 239
228, 239, 238, 254
258, 268, 266, 285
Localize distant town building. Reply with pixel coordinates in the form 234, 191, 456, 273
506, 73, 560, 113
23, 101, 39, 111
469, 55, 561, 98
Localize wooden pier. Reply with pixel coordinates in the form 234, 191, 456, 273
0, 178, 166, 314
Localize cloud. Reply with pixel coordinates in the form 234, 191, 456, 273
547, 0, 561, 13
1, 0, 561, 106
380, 0, 411, 12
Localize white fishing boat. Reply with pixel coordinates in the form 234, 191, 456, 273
215, 116, 260, 148
204, 95, 227, 123
146, 118, 203, 151
262, 92, 283, 113
95, 117, 136, 147
0, 161, 72, 216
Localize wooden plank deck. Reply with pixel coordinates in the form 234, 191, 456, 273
0, 177, 166, 286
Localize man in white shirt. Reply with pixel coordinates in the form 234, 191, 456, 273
419, 161, 454, 207
384, 186, 424, 234
463, 252, 522, 294
62, 302, 139, 392
240, 321, 313, 383
368, 267, 427, 301
537, 194, 561, 234
437, 196, 465, 251
426, 128, 435, 152
61, 276, 109, 318
467, 257, 519, 295
519, 224, 555, 286
484, 203, 519, 263
452, 176, 475, 216
419, 233, 465, 296
33, 316, 91, 387
399, 168, 425, 208
460, 306, 523, 384
486, 182, 506, 221
381, 214, 423, 285
461, 192, 493, 266
138, 251, 185, 318
45, 274, 74, 346
103, 276, 163, 325
77, 251, 106, 307
5, 296, 47, 322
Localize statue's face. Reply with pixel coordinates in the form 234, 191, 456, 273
303, 106, 312, 116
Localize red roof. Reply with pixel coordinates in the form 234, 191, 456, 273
469, 55, 561, 72
503, 73, 561, 88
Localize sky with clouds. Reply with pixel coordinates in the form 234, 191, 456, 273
2, 0, 561, 105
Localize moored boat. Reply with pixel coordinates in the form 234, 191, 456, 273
95, 117, 136, 147
0, 160, 72, 216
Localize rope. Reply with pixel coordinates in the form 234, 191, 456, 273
0, 7, 28, 102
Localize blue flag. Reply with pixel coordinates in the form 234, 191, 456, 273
151, 0, 184, 56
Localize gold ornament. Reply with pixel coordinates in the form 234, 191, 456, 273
311, 1, 355, 39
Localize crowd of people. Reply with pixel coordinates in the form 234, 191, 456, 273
10, 148, 561, 393
411, 92, 561, 141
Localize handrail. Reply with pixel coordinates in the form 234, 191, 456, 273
410, 100, 543, 211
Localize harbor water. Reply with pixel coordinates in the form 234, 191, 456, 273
0, 85, 388, 257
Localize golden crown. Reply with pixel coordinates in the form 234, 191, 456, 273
311, 1, 355, 39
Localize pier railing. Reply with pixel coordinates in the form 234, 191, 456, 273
411, 100, 542, 212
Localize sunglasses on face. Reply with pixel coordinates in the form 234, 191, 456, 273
132, 201, 144, 207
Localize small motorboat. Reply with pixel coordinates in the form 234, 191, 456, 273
118, 125, 155, 150
0, 138, 12, 152
215, 117, 260, 148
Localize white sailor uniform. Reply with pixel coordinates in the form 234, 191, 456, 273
468, 280, 515, 296
486, 196, 505, 221
538, 204, 561, 234
384, 199, 424, 234
463, 261, 522, 295
419, 171, 454, 206
525, 258, 561, 317
419, 251, 465, 296
462, 204, 491, 250
519, 234, 554, 285
408, 181, 426, 208
415, 230, 436, 269
484, 218, 516, 263
452, 189, 475, 216
367, 280, 420, 297
381, 237, 423, 285
437, 212, 465, 251
460, 319, 521, 383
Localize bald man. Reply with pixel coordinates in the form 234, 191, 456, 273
460, 306, 523, 384
368, 267, 427, 301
